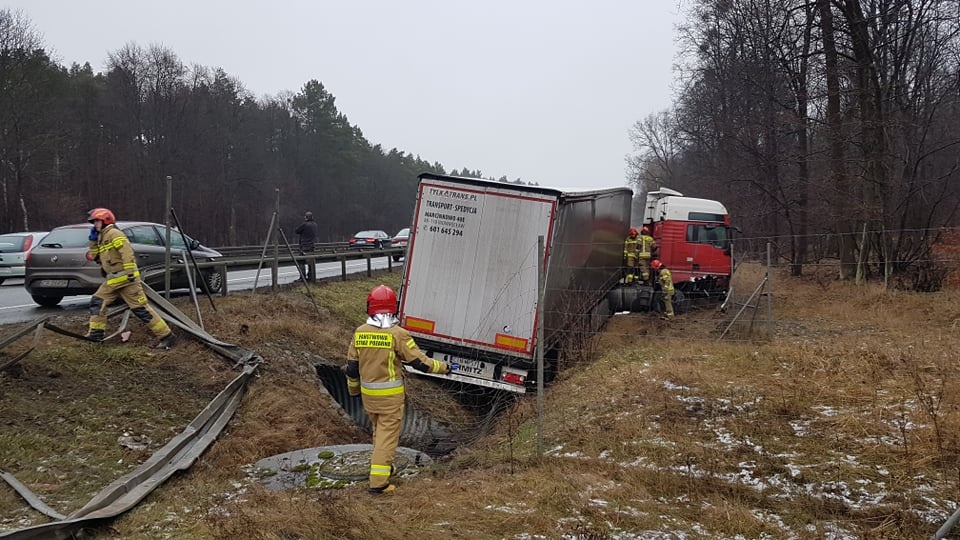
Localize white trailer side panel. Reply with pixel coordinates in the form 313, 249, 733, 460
400, 179, 557, 357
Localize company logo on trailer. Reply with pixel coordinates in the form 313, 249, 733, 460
428, 187, 478, 201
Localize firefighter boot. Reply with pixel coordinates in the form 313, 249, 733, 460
368, 484, 396, 495
84, 329, 105, 342
154, 333, 178, 350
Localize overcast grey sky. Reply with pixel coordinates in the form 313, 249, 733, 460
5, 1, 682, 191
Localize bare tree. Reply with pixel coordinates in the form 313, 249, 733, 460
0, 9, 58, 232
627, 110, 681, 193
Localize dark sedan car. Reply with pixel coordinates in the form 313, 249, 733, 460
348, 230, 392, 250
25, 221, 223, 307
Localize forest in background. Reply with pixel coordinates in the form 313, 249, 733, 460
0, 9, 506, 245
628, 0, 960, 287
5, 2, 960, 289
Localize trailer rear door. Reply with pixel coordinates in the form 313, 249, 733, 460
400, 177, 557, 358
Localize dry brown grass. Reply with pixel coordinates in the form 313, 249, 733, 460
2, 264, 960, 538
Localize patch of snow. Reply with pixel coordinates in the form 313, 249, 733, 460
662, 381, 690, 392
484, 503, 534, 514
811, 405, 839, 417
789, 419, 811, 436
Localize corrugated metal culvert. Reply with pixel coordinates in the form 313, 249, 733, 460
314, 363, 513, 456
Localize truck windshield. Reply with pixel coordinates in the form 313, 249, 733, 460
686, 224, 728, 249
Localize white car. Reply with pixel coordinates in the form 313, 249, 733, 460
0, 231, 48, 285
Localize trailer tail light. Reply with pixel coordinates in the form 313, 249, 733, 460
500, 367, 526, 386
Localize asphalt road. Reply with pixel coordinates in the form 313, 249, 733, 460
0, 258, 396, 325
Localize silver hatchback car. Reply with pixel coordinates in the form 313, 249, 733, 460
25, 222, 223, 307
0, 231, 48, 285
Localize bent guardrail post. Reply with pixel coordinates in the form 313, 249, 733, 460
250, 212, 277, 295
278, 227, 323, 318
179, 255, 204, 331
171, 207, 216, 312
934, 505, 960, 540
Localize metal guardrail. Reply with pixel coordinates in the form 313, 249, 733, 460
212, 241, 358, 257
184, 246, 406, 296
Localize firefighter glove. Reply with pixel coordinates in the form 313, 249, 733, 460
126, 273, 136, 283
89, 227, 99, 241
445, 362, 455, 374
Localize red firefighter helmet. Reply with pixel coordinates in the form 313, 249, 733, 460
87, 207, 116, 225
650, 259, 663, 270
367, 285, 398, 316
629, 227, 638, 238
641, 226, 650, 235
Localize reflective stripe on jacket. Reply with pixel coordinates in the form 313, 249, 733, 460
346, 323, 444, 398
89, 226, 139, 284
623, 236, 639, 256
639, 235, 656, 259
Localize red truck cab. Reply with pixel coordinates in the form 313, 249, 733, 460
643, 188, 732, 293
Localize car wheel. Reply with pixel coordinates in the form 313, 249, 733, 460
203, 270, 223, 293
31, 294, 63, 307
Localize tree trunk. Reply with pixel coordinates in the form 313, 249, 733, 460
817, 0, 856, 279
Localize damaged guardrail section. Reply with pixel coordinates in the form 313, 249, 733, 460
0, 284, 262, 540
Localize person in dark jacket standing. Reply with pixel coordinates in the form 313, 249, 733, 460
294, 211, 318, 282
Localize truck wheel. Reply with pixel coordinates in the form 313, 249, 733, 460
32, 294, 63, 307
606, 288, 623, 312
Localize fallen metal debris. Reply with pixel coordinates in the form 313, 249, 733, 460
0, 284, 262, 540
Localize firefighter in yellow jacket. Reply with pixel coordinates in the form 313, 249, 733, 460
638, 226, 657, 285
623, 227, 640, 283
651, 259, 674, 318
85, 208, 177, 348
344, 285, 451, 494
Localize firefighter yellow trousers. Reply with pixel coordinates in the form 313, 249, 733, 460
365, 403, 404, 488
